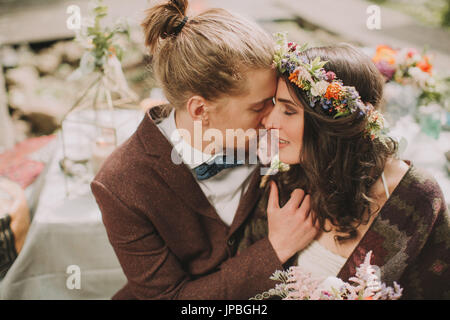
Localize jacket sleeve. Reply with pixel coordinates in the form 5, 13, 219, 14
91, 180, 284, 300
400, 199, 450, 300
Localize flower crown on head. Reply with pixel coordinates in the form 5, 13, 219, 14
273, 33, 384, 140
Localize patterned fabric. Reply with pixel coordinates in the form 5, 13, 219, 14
0, 214, 17, 279
0, 135, 56, 188
236, 162, 450, 299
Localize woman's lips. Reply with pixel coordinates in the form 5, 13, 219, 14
279, 138, 290, 148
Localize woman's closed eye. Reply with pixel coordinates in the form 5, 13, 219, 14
284, 105, 298, 116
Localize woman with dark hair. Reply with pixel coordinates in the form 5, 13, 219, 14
237, 36, 450, 299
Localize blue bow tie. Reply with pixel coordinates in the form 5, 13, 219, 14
194, 155, 244, 180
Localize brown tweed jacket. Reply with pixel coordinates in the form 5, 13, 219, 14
91, 107, 284, 300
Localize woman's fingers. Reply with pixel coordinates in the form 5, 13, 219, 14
267, 181, 280, 211
314, 219, 320, 230
296, 194, 311, 220
284, 188, 305, 211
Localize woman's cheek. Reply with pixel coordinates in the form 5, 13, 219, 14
289, 115, 304, 163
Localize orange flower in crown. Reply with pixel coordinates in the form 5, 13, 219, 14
372, 45, 397, 65
324, 82, 343, 100
288, 69, 302, 88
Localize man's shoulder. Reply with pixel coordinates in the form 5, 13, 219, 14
92, 111, 166, 193
92, 135, 146, 190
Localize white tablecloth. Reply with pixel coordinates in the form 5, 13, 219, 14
0, 109, 144, 299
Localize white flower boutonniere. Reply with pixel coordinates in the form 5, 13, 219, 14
259, 154, 290, 188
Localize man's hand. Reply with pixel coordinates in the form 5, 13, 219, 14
267, 181, 319, 264
0, 178, 30, 254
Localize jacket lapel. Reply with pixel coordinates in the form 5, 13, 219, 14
137, 108, 219, 222
228, 167, 263, 236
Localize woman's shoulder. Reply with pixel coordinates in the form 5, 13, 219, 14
404, 162, 444, 199
389, 160, 447, 221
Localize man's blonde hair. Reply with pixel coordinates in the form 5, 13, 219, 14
141, 0, 274, 108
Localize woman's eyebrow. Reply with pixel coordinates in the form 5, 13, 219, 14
277, 98, 297, 106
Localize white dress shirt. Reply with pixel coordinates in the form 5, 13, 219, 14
156, 109, 256, 226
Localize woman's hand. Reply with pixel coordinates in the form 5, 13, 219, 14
0, 179, 30, 254
267, 181, 319, 264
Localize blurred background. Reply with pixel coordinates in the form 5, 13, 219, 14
0, 0, 449, 299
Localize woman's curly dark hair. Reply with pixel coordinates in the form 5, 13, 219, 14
277, 44, 398, 241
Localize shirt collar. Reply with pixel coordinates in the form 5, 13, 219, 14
157, 109, 218, 169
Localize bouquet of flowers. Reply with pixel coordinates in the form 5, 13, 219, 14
251, 251, 403, 300
372, 45, 448, 138
372, 45, 438, 97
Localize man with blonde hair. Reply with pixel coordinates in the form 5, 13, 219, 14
91, 0, 317, 300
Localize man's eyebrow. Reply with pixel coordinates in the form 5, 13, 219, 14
250, 97, 273, 107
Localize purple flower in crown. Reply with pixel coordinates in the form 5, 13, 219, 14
287, 63, 297, 74
354, 100, 367, 114
347, 87, 360, 100
361, 101, 374, 114
320, 98, 332, 110
280, 58, 289, 70
315, 69, 328, 81
325, 71, 336, 82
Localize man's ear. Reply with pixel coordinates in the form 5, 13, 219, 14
186, 95, 208, 122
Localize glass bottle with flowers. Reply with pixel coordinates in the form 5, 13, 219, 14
60, 0, 138, 196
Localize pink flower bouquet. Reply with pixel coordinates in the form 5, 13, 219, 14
251, 251, 403, 300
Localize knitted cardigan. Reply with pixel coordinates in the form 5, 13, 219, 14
236, 162, 450, 299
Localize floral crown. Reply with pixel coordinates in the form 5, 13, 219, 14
273, 33, 384, 140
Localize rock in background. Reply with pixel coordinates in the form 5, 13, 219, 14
1, 24, 150, 142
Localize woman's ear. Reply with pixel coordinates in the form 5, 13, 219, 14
186, 95, 209, 125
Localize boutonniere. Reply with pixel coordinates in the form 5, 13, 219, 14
259, 155, 290, 188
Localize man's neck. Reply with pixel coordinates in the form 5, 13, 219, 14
174, 109, 215, 155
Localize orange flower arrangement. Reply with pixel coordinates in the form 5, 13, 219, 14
372, 45, 397, 65
324, 82, 343, 100
288, 70, 302, 88
417, 55, 432, 74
